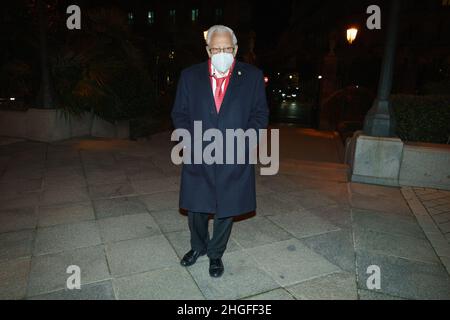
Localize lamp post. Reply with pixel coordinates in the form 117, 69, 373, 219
36, 0, 56, 109
363, 0, 401, 137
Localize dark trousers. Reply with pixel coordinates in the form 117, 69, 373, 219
188, 211, 234, 259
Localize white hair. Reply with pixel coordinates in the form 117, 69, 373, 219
206, 25, 238, 46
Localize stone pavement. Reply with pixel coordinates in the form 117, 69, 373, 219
401, 187, 450, 275
0, 130, 450, 300
412, 188, 450, 241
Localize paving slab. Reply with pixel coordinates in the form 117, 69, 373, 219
43, 166, 86, 187
34, 221, 102, 255
29, 280, 115, 300
286, 272, 357, 300
92, 196, 148, 219
0, 178, 42, 195
352, 208, 426, 240
245, 238, 341, 287
276, 190, 338, 210
139, 191, 180, 212
105, 235, 179, 277
0, 207, 37, 233
354, 228, 440, 264
149, 209, 190, 233
114, 266, 204, 300
38, 202, 95, 227
356, 251, 450, 300
358, 289, 405, 300
267, 210, 340, 239
301, 230, 356, 273
0, 193, 40, 211
305, 204, 352, 230
40, 186, 90, 206
0, 257, 30, 300
255, 193, 300, 216
88, 183, 136, 200
98, 213, 161, 243
27, 245, 110, 297
231, 216, 291, 249
0, 229, 34, 263
243, 288, 295, 300
131, 177, 178, 195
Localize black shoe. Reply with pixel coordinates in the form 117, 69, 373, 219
180, 249, 206, 267
209, 258, 224, 278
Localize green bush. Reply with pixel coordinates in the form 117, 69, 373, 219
391, 94, 450, 144
51, 7, 157, 123
82, 63, 156, 122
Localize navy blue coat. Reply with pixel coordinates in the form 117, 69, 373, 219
171, 60, 269, 218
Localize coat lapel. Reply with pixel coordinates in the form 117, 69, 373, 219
218, 61, 243, 117
197, 60, 244, 119
198, 61, 217, 118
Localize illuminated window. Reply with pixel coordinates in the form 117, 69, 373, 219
191, 9, 199, 22
148, 11, 155, 24
127, 12, 134, 24
215, 8, 223, 22
169, 9, 176, 23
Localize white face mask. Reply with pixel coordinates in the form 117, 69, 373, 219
211, 52, 234, 74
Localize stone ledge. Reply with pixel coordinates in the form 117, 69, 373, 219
0, 109, 129, 142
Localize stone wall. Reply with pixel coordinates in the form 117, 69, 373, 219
0, 109, 129, 142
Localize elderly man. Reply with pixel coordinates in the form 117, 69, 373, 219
171, 25, 269, 277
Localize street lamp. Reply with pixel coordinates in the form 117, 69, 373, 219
346, 28, 358, 44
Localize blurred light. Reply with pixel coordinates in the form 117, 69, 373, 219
10, 97, 15, 101
264, 76, 269, 84
147, 11, 155, 24
318, 75, 323, 79
292, 94, 297, 97
289, 75, 293, 79
347, 28, 358, 44
281, 93, 286, 97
